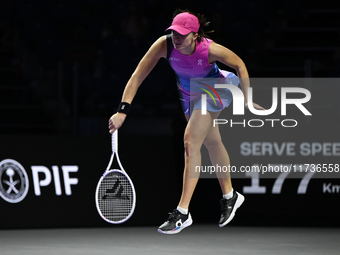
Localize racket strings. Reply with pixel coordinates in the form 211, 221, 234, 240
97, 171, 134, 222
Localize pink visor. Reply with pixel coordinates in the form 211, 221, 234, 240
165, 12, 200, 35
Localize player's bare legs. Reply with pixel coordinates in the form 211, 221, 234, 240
158, 110, 244, 234
178, 110, 232, 209
203, 116, 233, 195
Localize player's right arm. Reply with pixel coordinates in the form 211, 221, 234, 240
109, 36, 168, 134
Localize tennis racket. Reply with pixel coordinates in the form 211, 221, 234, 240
95, 130, 136, 224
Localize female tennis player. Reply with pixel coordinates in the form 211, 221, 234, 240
108, 9, 264, 234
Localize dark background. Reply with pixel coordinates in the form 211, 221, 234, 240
0, 0, 340, 229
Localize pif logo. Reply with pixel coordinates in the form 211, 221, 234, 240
0, 158, 79, 203
0, 159, 29, 203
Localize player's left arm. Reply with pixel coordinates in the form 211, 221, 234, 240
208, 42, 265, 110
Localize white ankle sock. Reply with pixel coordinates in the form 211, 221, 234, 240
177, 206, 188, 215
223, 189, 234, 200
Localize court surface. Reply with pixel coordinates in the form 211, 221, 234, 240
0, 225, 339, 255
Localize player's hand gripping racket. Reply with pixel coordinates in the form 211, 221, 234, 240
95, 130, 136, 224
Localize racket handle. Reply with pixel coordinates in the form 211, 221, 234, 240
112, 129, 118, 153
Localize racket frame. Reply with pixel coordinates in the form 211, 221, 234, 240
95, 130, 136, 224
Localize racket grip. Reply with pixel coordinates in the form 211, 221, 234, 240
112, 129, 118, 153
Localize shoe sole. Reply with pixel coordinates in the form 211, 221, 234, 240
157, 214, 193, 234
219, 192, 245, 227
